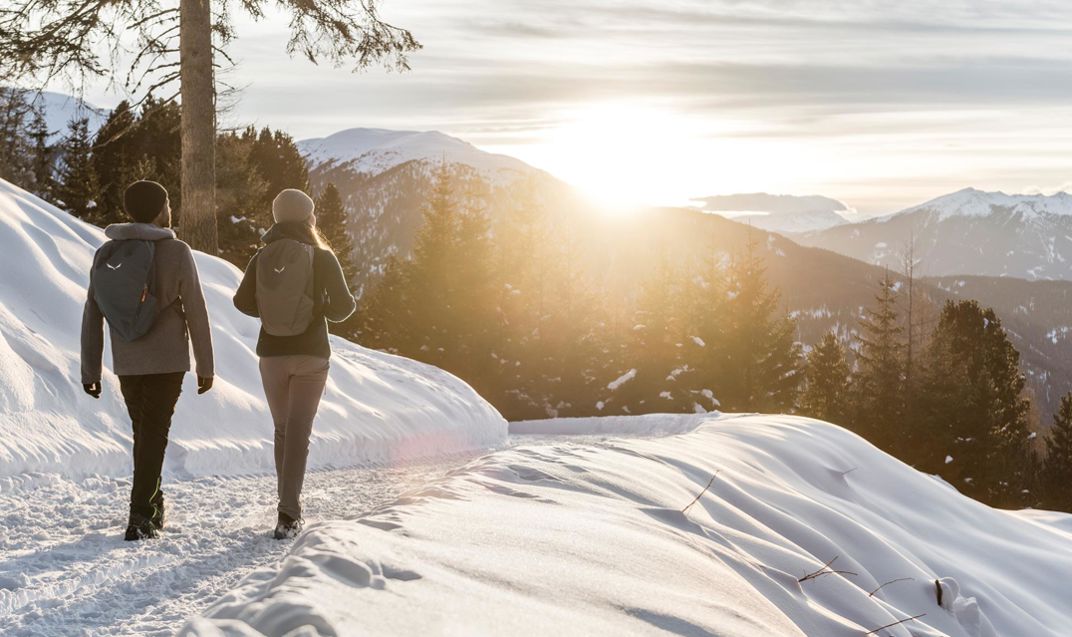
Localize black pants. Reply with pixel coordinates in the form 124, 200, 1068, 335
118, 372, 184, 519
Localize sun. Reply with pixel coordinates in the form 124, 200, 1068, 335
539, 103, 706, 210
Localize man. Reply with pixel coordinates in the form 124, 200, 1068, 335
81, 180, 214, 541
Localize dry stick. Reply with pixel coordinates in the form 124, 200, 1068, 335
798, 555, 859, 583
681, 473, 718, 514
864, 612, 927, 635
868, 578, 913, 598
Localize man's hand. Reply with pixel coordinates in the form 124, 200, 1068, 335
197, 376, 213, 395
83, 382, 101, 399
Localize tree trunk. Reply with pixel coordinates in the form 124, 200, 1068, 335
179, 0, 218, 254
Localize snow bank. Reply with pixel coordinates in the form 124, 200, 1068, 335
185, 414, 1072, 637
510, 412, 710, 436
0, 179, 506, 479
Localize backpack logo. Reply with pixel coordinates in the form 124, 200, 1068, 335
274, 266, 286, 273
107, 262, 123, 270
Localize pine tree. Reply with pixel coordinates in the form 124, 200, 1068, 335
56, 118, 98, 219
316, 183, 357, 283
714, 232, 802, 412
249, 127, 309, 221
27, 107, 56, 199
1043, 393, 1072, 511
801, 332, 851, 424
0, 87, 35, 188
358, 162, 498, 392
616, 255, 690, 413
920, 300, 1033, 506
853, 271, 905, 453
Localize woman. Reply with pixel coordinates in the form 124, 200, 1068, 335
234, 188, 356, 539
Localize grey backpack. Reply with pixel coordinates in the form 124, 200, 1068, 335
92, 240, 159, 342
256, 239, 316, 336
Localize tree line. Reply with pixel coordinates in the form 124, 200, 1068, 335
0, 90, 351, 269
355, 166, 1071, 512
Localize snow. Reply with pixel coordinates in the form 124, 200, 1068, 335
297, 128, 534, 182
0, 455, 480, 635
511, 413, 709, 436
891, 187, 1072, 222
691, 193, 853, 234
0, 178, 507, 480
606, 368, 637, 390
185, 414, 1072, 637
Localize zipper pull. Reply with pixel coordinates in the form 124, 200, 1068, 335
141, 285, 149, 303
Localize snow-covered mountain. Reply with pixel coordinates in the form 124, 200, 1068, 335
0, 177, 505, 478
692, 193, 852, 234
18, 89, 109, 141
299, 128, 534, 183
799, 188, 1072, 280
188, 414, 1072, 636
299, 127, 570, 296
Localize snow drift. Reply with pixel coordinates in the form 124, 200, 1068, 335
185, 414, 1072, 637
0, 178, 506, 479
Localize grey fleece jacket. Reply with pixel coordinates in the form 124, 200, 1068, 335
81, 223, 214, 384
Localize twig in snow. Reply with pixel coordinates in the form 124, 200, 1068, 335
935, 579, 943, 607
864, 612, 927, 635
681, 473, 718, 515
798, 555, 859, 583
868, 578, 913, 597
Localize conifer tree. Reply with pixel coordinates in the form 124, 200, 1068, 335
801, 332, 851, 424
617, 255, 690, 413
28, 107, 56, 199
853, 271, 905, 453
920, 300, 1033, 506
714, 232, 802, 412
316, 183, 357, 284
2, 0, 420, 254
1043, 393, 1072, 511
56, 118, 98, 219
0, 87, 35, 188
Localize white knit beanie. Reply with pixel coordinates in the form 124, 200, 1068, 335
272, 189, 316, 224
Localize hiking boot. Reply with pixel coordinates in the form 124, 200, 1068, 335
273, 512, 303, 540
124, 513, 159, 541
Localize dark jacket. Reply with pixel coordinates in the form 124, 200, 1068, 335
233, 222, 356, 359
81, 223, 214, 384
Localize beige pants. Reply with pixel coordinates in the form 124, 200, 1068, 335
259, 355, 329, 520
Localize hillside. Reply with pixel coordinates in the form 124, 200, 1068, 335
186, 414, 1072, 636
0, 177, 506, 478
296, 131, 1071, 420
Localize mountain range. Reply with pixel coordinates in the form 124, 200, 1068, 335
295, 127, 1072, 422
799, 188, 1072, 281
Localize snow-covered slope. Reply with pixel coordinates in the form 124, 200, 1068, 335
693, 193, 852, 234
894, 188, 1072, 222
799, 188, 1072, 280
0, 178, 507, 479
21, 89, 109, 141
185, 414, 1072, 637
298, 128, 533, 182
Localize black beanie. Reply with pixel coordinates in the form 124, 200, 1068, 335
124, 180, 169, 223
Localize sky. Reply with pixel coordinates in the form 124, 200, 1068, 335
72, 0, 1072, 215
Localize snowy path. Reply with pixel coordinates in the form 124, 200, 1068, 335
0, 455, 482, 637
